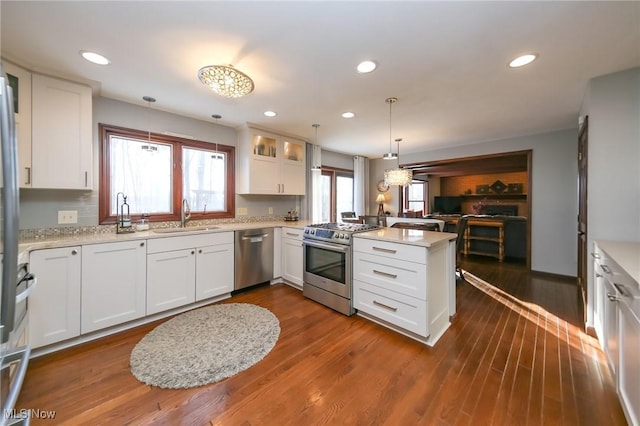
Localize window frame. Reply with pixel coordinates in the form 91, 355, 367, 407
321, 166, 354, 222
99, 123, 235, 224
403, 180, 428, 214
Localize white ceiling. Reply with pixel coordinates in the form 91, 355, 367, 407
2, 1, 639, 158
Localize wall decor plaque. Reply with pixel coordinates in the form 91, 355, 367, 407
507, 183, 523, 194
476, 184, 490, 194
490, 180, 507, 193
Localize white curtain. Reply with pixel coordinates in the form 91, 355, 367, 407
305, 143, 323, 222
353, 155, 368, 216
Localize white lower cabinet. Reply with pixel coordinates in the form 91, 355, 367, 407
29, 246, 81, 348
147, 249, 195, 315
593, 240, 640, 426
81, 240, 147, 334
353, 237, 452, 346
281, 227, 303, 287
195, 243, 234, 301
146, 232, 234, 315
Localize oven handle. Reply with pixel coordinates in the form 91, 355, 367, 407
16, 273, 37, 304
303, 239, 350, 253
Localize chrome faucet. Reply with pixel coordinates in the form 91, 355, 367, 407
181, 198, 192, 227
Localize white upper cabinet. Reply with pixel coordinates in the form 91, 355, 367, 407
237, 125, 306, 195
31, 73, 92, 189
2, 61, 32, 188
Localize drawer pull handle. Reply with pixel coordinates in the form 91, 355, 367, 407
613, 283, 629, 298
373, 300, 398, 312
607, 293, 619, 302
71, 249, 78, 255
600, 264, 612, 274
372, 246, 397, 254
373, 269, 398, 279
286, 233, 299, 237
591, 252, 601, 259
595, 273, 603, 278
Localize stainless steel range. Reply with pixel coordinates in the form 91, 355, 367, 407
302, 222, 378, 316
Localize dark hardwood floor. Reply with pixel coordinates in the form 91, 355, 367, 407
17, 259, 626, 425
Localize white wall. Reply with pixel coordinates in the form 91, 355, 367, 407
370, 128, 579, 276
581, 67, 640, 328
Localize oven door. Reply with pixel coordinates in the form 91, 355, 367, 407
303, 239, 351, 299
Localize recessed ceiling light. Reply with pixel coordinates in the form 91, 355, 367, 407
509, 54, 538, 68
356, 60, 377, 73
341, 112, 355, 119
80, 50, 110, 65
264, 111, 277, 117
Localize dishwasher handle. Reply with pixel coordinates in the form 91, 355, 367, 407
241, 233, 270, 242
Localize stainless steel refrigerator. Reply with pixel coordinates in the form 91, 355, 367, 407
0, 64, 32, 426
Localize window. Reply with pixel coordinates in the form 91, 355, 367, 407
404, 180, 428, 213
321, 168, 354, 222
99, 124, 235, 223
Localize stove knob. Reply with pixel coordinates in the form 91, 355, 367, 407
344, 234, 350, 240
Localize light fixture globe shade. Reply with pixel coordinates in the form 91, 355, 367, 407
198, 65, 254, 98
384, 168, 413, 186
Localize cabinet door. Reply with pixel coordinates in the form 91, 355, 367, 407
195, 243, 234, 301
32, 74, 92, 189
282, 236, 303, 286
147, 248, 196, 314
29, 247, 81, 348
281, 139, 306, 195
603, 279, 619, 376
619, 300, 640, 426
2, 61, 32, 188
81, 241, 147, 333
249, 155, 280, 194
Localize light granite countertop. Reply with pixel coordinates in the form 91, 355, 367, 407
18, 220, 312, 263
596, 240, 640, 286
354, 227, 457, 248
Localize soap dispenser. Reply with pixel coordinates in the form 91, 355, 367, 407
116, 192, 135, 234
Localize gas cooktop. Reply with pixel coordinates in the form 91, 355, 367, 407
303, 222, 378, 245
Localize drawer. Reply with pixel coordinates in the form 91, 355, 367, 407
147, 231, 234, 253
353, 251, 427, 299
353, 238, 425, 264
354, 280, 427, 337
282, 227, 304, 241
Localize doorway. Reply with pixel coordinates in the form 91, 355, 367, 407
577, 116, 589, 327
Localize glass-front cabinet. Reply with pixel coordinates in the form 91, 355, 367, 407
237, 125, 306, 195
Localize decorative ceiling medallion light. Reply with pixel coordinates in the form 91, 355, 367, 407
357, 60, 377, 73
384, 138, 413, 187
264, 111, 277, 117
341, 112, 355, 119
198, 64, 254, 98
509, 54, 538, 68
80, 50, 110, 65
382, 97, 398, 160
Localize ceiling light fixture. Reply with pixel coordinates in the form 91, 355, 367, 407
509, 54, 538, 68
80, 50, 110, 65
341, 112, 355, 119
384, 138, 413, 187
356, 60, 377, 73
264, 111, 277, 117
311, 124, 321, 171
198, 64, 254, 98
382, 97, 398, 160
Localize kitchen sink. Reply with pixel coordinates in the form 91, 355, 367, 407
152, 226, 219, 234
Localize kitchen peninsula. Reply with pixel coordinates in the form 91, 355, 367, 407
353, 228, 457, 346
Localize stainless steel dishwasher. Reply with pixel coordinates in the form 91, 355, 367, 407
234, 228, 274, 290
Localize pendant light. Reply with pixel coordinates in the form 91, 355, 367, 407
311, 124, 321, 171
384, 138, 412, 186
382, 97, 398, 160
141, 96, 157, 152
382, 97, 413, 186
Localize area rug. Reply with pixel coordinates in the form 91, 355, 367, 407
130, 303, 280, 389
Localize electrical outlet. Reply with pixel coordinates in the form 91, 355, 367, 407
58, 210, 78, 224
268, 207, 273, 215
237, 207, 248, 216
